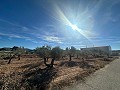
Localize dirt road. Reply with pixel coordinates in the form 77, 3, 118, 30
64, 57, 120, 90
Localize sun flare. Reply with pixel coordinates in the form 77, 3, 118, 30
71, 24, 78, 30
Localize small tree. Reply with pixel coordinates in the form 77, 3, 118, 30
12, 46, 26, 60
50, 46, 63, 67
76, 50, 81, 59
7, 46, 26, 64
61, 50, 67, 59
35, 46, 63, 68
67, 46, 76, 61
35, 45, 51, 67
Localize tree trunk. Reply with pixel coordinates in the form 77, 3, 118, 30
46, 57, 49, 61
69, 55, 72, 61
82, 58, 85, 67
18, 55, 20, 60
44, 57, 48, 66
43, 57, 52, 68
77, 54, 78, 59
7, 58, 12, 64
50, 58, 55, 67
7, 53, 12, 64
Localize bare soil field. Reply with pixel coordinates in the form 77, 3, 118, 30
0, 56, 118, 90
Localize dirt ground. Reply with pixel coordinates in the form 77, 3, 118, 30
0, 56, 117, 90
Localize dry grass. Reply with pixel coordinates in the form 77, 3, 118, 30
0, 56, 115, 90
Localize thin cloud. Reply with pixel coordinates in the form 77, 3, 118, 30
0, 19, 42, 44
43, 36, 63, 43
0, 32, 28, 39
0, 32, 40, 44
0, 19, 22, 27
0, 18, 31, 34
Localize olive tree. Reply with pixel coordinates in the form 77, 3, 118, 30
66, 46, 76, 61
8, 46, 26, 64
35, 46, 63, 68
76, 50, 81, 59
50, 46, 63, 67
12, 46, 26, 60
35, 45, 51, 67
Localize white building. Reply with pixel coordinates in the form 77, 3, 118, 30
81, 46, 112, 56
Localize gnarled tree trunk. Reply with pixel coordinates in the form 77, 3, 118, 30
44, 57, 55, 68
69, 55, 72, 61
7, 53, 12, 64
18, 54, 20, 60
50, 58, 55, 67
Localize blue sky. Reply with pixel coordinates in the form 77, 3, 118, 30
0, 0, 120, 50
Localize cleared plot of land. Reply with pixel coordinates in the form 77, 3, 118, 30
0, 56, 116, 90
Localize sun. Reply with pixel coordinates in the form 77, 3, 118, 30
71, 24, 78, 30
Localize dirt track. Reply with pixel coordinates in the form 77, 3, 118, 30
64, 57, 120, 90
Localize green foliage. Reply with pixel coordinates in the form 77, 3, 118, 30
13, 47, 26, 55
0, 51, 14, 60
66, 47, 69, 51
35, 45, 51, 58
90, 49, 109, 57
65, 46, 76, 61
67, 46, 76, 56
70, 46, 76, 51
50, 46, 63, 59
35, 46, 63, 60
80, 50, 89, 59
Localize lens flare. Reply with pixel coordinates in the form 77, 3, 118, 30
53, 4, 91, 40
47, 1, 96, 46
71, 24, 78, 30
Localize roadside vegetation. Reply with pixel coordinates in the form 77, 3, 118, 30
0, 46, 119, 90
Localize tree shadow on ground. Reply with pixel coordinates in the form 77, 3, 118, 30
59, 60, 95, 69
22, 67, 57, 90
20, 61, 43, 70
59, 61, 82, 67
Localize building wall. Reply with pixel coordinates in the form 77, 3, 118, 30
81, 46, 112, 56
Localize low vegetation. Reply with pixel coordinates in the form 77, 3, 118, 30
0, 46, 119, 90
